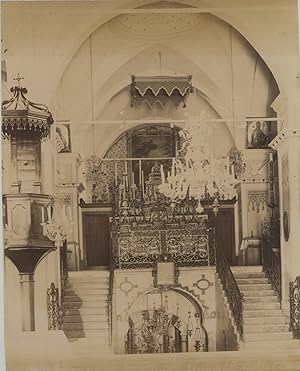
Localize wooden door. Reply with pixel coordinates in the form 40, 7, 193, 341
83, 213, 110, 267
214, 208, 236, 265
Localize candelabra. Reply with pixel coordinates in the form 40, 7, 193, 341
158, 123, 239, 215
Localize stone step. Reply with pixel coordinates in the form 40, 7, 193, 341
243, 339, 300, 351
237, 283, 271, 290
64, 329, 110, 339
244, 324, 290, 333
64, 308, 108, 316
243, 309, 283, 317
67, 281, 109, 286
244, 316, 286, 325
231, 266, 263, 273
63, 294, 108, 302
65, 283, 109, 293
63, 301, 108, 309
242, 290, 275, 297
63, 314, 108, 323
243, 302, 280, 310
68, 271, 110, 278
243, 296, 278, 303
236, 278, 269, 285
245, 331, 293, 341
63, 322, 109, 330
234, 272, 266, 279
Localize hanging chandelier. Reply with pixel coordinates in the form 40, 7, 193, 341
158, 122, 239, 215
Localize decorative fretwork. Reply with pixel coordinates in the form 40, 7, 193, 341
262, 239, 281, 300
111, 217, 213, 269
47, 282, 60, 330
216, 245, 244, 340
290, 276, 300, 338
248, 191, 268, 213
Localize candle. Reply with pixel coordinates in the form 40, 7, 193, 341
226, 156, 230, 175
270, 152, 273, 162
231, 164, 235, 178
141, 170, 144, 197
171, 158, 175, 176
160, 164, 165, 184
68, 205, 72, 221
114, 162, 118, 186
125, 160, 128, 174
41, 206, 45, 223
47, 205, 51, 221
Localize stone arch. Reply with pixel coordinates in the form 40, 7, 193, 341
125, 286, 208, 353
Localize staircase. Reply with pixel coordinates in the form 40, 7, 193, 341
232, 266, 300, 351
62, 269, 111, 356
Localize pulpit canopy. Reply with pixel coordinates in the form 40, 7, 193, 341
2, 75, 53, 138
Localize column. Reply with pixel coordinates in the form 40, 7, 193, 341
19, 273, 35, 331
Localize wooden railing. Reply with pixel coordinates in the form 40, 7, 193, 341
216, 245, 244, 340
262, 239, 281, 300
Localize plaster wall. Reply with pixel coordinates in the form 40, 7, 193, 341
4, 250, 61, 341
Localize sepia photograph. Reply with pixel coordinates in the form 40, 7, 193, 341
1, 1, 300, 370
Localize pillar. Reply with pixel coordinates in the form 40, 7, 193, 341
19, 273, 35, 331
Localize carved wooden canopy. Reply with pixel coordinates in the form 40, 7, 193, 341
2, 84, 53, 139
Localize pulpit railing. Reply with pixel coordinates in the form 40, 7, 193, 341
216, 245, 244, 340
290, 276, 300, 338
262, 239, 281, 300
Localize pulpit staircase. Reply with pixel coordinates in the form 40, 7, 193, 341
61, 269, 111, 356
231, 266, 300, 351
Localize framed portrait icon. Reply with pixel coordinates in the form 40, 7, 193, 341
246, 119, 276, 149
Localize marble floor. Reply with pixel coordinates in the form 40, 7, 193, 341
6, 350, 300, 371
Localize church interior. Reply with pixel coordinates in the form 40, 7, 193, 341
1, 0, 300, 370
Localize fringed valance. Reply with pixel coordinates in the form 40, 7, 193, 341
131, 75, 192, 108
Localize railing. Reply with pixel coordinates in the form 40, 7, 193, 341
60, 240, 68, 302
290, 276, 300, 338
216, 245, 244, 341
111, 216, 215, 269
262, 239, 281, 300
47, 282, 60, 330
108, 269, 114, 351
